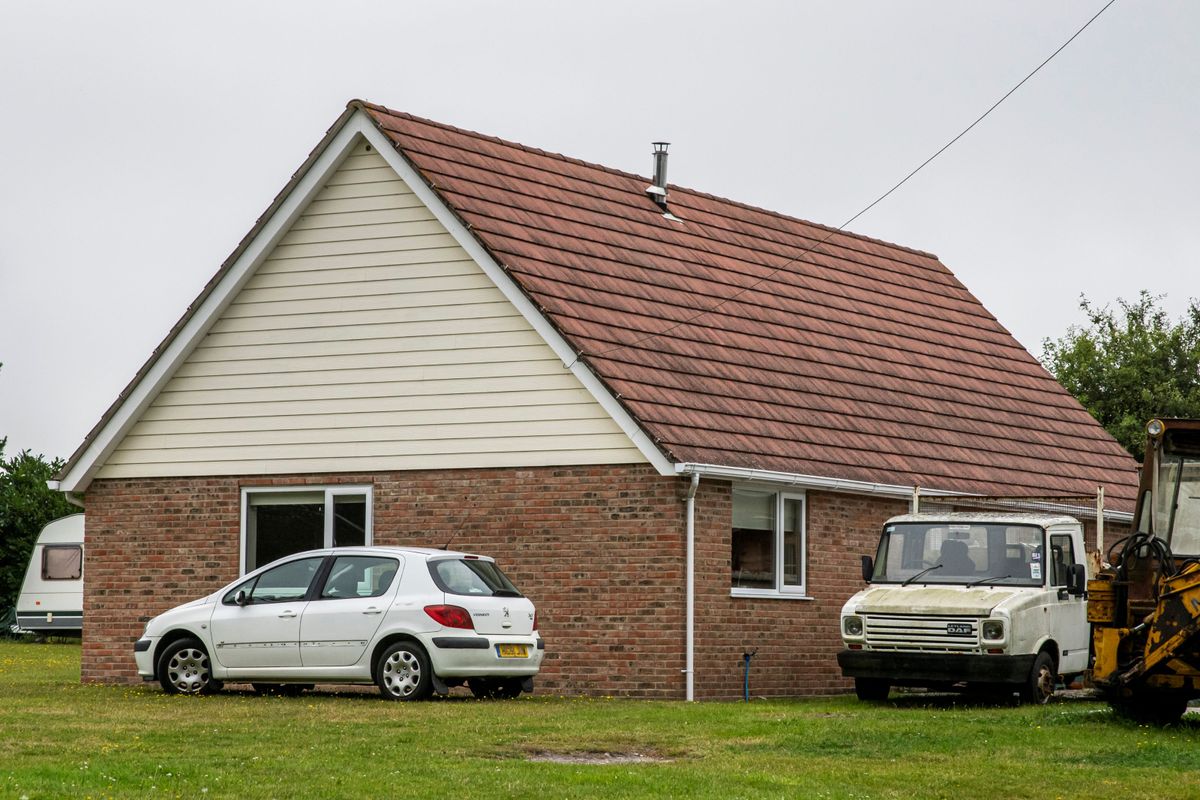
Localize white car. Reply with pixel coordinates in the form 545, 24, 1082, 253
134, 546, 543, 700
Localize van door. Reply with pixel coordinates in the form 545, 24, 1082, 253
1045, 532, 1089, 673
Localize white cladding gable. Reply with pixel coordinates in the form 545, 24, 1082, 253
96, 140, 647, 478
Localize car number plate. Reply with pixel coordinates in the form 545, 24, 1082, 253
946, 623, 972, 636
497, 644, 528, 658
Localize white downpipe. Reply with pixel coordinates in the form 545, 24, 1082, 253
685, 472, 699, 702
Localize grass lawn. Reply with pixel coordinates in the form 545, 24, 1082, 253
2, 642, 1200, 799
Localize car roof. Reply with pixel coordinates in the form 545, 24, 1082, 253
277, 545, 492, 561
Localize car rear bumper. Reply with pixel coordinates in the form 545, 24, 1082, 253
837, 649, 1035, 684
426, 634, 544, 677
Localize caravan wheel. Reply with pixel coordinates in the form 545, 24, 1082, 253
158, 638, 215, 695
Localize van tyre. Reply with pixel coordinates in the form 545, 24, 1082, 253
1021, 651, 1055, 705
376, 641, 433, 701
158, 638, 215, 696
854, 678, 890, 702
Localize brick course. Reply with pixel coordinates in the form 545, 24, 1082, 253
81, 467, 1124, 698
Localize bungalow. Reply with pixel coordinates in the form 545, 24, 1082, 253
55, 100, 1138, 698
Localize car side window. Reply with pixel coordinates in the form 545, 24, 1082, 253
224, 557, 324, 605
318, 556, 400, 600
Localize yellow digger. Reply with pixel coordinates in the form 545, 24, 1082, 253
1089, 418, 1200, 723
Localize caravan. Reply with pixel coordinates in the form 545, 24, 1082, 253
14, 514, 84, 635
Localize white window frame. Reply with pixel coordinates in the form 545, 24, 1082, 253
730, 485, 810, 600
239, 485, 374, 574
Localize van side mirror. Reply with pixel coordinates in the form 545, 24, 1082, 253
1066, 564, 1086, 596
861, 556, 874, 583
235, 589, 249, 607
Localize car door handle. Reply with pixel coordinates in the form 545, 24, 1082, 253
278, 610, 297, 619
362, 607, 383, 615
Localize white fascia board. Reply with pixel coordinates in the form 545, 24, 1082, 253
674, 462, 1134, 523
354, 114, 675, 476
58, 118, 366, 493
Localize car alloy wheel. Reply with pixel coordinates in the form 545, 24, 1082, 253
159, 638, 213, 695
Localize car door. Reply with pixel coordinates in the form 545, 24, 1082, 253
209, 556, 324, 670
299, 555, 402, 668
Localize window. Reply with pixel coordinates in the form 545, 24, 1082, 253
42, 545, 82, 581
223, 556, 324, 604
1050, 534, 1075, 587
319, 556, 399, 600
731, 489, 806, 595
429, 558, 522, 598
241, 486, 372, 573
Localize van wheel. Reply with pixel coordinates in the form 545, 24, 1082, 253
158, 638, 216, 695
854, 678, 890, 702
376, 641, 432, 701
1021, 651, 1055, 705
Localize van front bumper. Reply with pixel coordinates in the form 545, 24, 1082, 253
838, 650, 1035, 684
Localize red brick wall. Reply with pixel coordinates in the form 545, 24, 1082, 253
82, 469, 1124, 698
82, 465, 689, 697
692, 487, 908, 699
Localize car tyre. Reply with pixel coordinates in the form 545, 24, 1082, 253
854, 677, 890, 702
1021, 651, 1055, 705
468, 678, 495, 699
376, 641, 433, 701
158, 638, 216, 696
493, 678, 523, 699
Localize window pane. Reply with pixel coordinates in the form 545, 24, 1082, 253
249, 557, 323, 603
333, 495, 367, 548
1050, 534, 1074, 587
248, 500, 324, 571
431, 559, 522, 597
732, 490, 775, 589
42, 546, 82, 581
320, 556, 399, 599
782, 499, 804, 588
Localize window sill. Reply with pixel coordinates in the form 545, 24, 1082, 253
730, 588, 814, 601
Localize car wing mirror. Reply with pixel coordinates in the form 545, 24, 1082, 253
1066, 564, 1086, 596
861, 556, 874, 583
235, 589, 249, 607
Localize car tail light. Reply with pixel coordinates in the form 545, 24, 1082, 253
424, 604, 474, 630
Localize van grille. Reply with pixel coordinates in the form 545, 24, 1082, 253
863, 614, 980, 652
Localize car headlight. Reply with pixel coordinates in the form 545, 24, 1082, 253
843, 616, 864, 637
981, 619, 1005, 640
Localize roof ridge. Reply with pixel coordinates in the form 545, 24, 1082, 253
357, 100, 942, 262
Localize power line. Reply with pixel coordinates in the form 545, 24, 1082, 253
586, 0, 1119, 360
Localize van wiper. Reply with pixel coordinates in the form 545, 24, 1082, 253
902, 564, 943, 586
965, 574, 1012, 587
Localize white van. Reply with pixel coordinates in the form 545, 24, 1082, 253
837, 512, 1089, 704
14, 514, 84, 636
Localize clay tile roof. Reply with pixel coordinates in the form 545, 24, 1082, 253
362, 102, 1138, 510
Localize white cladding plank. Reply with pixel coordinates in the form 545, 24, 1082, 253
136, 387, 601, 422
163, 356, 567, 392
254, 246, 469, 276
235, 271, 493, 304
184, 329, 548, 364
118, 417, 625, 451
149, 371, 587, 407
175, 343, 560, 377
130, 402, 613, 435
100, 143, 646, 476
223, 286, 506, 319
98, 448, 648, 478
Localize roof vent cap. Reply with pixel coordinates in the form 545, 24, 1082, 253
646, 142, 669, 207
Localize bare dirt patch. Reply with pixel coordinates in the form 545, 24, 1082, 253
526, 750, 673, 765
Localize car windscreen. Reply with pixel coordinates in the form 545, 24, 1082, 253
428, 558, 522, 598
871, 522, 1045, 586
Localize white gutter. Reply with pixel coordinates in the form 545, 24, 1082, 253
684, 472, 699, 702
674, 463, 1132, 518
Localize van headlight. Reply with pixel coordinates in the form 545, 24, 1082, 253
981, 619, 1005, 640
843, 616, 864, 637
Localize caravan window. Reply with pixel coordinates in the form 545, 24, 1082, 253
42, 545, 82, 581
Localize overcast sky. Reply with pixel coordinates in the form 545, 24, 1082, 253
1, 1, 1196, 462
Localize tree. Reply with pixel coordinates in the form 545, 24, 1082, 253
1042, 292, 1200, 459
